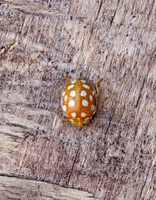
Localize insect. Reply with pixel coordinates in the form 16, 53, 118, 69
57, 76, 103, 127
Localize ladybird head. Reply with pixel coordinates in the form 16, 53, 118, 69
69, 117, 91, 127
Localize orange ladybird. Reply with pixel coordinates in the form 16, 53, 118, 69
57, 77, 103, 127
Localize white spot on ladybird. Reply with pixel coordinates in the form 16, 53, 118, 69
70, 90, 76, 97
92, 90, 95, 95
91, 105, 95, 111
62, 91, 65, 96
71, 80, 76, 83
82, 99, 89, 107
83, 84, 90, 89
81, 90, 87, 96
64, 95, 68, 102
81, 112, 86, 117
69, 100, 75, 107
81, 80, 86, 83
71, 112, 76, 117
63, 105, 66, 112
89, 95, 93, 101
68, 84, 74, 89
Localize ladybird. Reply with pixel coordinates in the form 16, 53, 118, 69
57, 76, 103, 127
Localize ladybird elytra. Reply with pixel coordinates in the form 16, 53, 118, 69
57, 76, 103, 127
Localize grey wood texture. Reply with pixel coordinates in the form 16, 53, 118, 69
0, 0, 155, 200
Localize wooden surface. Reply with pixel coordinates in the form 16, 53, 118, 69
0, 0, 156, 200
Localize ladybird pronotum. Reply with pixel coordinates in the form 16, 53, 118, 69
57, 76, 103, 127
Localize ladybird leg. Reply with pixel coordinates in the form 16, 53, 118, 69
61, 117, 76, 122
95, 78, 103, 98
61, 76, 70, 91
60, 118, 70, 123
82, 117, 93, 127
64, 76, 69, 82
84, 116, 92, 122
61, 117, 77, 124
56, 109, 62, 114
92, 110, 96, 115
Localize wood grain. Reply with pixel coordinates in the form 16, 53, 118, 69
0, 0, 156, 199
0, 175, 97, 200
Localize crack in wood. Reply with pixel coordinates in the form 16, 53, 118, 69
67, 141, 81, 185
110, 0, 120, 27
86, 0, 103, 45
94, 0, 103, 23
135, 77, 146, 108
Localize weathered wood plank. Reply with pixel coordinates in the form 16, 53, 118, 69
0, 175, 97, 200
0, 0, 155, 199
